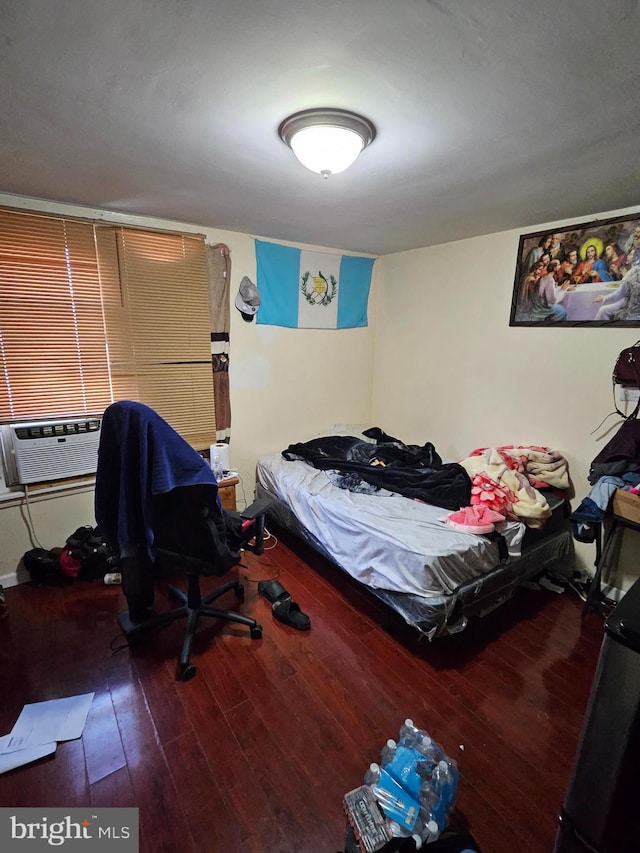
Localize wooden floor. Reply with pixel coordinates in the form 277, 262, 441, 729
0, 527, 604, 853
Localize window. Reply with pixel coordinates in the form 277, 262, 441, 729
0, 208, 215, 449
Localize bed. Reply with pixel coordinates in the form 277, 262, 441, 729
256, 429, 573, 640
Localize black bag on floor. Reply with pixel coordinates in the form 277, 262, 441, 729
23, 548, 67, 585
65, 525, 119, 581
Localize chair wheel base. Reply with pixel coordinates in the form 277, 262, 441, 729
251, 624, 263, 639
177, 662, 197, 681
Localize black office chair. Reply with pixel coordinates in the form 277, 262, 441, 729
95, 400, 271, 681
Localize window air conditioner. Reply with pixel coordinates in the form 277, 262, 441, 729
0, 417, 102, 486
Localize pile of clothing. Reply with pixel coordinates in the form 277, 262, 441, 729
571, 420, 640, 541
454, 445, 570, 530
283, 427, 471, 511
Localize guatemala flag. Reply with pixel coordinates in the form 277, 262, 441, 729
255, 239, 375, 329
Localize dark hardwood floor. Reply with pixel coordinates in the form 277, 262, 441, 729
0, 527, 604, 852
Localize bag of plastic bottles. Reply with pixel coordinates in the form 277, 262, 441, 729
365, 719, 460, 847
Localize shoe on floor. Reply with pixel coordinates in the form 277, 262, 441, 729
258, 579, 311, 630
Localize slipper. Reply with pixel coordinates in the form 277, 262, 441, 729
444, 517, 495, 534
258, 579, 311, 630
439, 505, 505, 535
272, 596, 311, 631
257, 579, 289, 604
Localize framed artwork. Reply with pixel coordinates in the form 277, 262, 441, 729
509, 212, 640, 326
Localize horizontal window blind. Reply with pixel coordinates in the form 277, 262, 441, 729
0, 209, 215, 450
0, 210, 112, 420
97, 226, 215, 448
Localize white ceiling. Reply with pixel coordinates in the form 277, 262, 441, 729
1, 0, 639, 256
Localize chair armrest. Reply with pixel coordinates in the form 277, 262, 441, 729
237, 496, 274, 556
240, 496, 274, 520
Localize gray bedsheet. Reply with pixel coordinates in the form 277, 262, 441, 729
256, 454, 572, 638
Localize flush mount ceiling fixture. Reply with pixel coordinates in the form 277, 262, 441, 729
278, 108, 376, 179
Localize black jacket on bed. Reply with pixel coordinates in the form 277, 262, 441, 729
282, 430, 471, 511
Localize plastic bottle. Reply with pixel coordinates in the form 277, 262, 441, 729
418, 780, 437, 810
387, 819, 411, 839
210, 449, 224, 480
415, 757, 436, 782
422, 759, 458, 833
432, 759, 459, 814
420, 818, 440, 844
384, 821, 424, 850
418, 782, 445, 834
363, 762, 382, 786
381, 738, 397, 766
414, 731, 444, 764
398, 718, 419, 748
400, 812, 438, 847
103, 572, 122, 585
377, 835, 423, 852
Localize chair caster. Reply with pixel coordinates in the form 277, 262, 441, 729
250, 624, 263, 639
177, 662, 197, 681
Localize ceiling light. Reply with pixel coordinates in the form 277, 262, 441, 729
278, 108, 376, 179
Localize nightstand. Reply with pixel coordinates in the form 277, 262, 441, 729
217, 475, 239, 511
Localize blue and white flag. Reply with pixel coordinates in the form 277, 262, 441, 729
255, 239, 375, 329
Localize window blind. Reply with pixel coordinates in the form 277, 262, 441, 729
0, 210, 112, 421
0, 208, 215, 450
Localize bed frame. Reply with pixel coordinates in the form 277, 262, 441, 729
256, 481, 573, 640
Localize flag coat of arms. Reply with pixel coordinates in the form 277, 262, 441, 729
255, 239, 375, 329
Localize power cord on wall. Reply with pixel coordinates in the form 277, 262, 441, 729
20, 484, 46, 549
233, 471, 249, 510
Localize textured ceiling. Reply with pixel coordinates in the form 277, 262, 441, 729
1, 0, 639, 255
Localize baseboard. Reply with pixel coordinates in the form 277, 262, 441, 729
0, 568, 29, 589
601, 581, 625, 603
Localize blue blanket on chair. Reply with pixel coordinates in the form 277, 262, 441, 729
95, 401, 218, 559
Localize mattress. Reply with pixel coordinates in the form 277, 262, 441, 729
256, 453, 573, 638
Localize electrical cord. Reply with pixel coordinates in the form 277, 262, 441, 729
260, 527, 279, 551
20, 485, 46, 549
240, 527, 280, 583
109, 617, 176, 655
234, 471, 249, 510
241, 568, 281, 584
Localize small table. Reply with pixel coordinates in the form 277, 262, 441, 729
217, 475, 239, 511
583, 489, 640, 616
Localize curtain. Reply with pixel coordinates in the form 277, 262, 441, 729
207, 243, 231, 441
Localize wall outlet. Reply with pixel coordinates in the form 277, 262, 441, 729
618, 386, 640, 402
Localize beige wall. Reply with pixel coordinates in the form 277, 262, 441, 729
0, 488, 95, 583
216, 230, 378, 495
372, 204, 640, 584
0, 195, 377, 585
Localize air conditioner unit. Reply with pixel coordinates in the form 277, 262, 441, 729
0, 417, 102, 486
